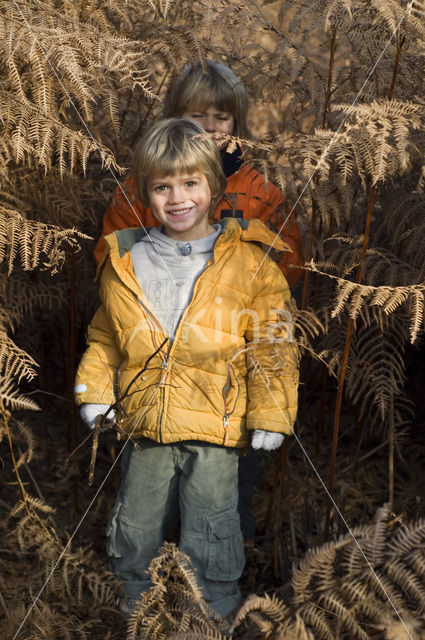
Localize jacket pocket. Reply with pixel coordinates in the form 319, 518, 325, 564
205, 510, 245, 581
106, 498, 123, 558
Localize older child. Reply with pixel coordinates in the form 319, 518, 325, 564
94, 61, 304, 288
75, 119, 298, 620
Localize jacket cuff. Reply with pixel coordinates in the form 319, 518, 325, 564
246, 416, 294, 435
74, 390, 115, 407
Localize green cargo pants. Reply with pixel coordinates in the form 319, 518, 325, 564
106, 438, 245, 618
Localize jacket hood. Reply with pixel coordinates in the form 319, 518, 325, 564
98, 217, 292, 278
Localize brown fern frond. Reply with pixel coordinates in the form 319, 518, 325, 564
290, 301, 326, 340
408, 289, 424, 343
369, 0, 405, 34
318, 592, 371, 639
0, 375, 40, 412
2, 92, 121, 175
244, 157, 297, 200
285, 505, 425, 637
363, 568, 408, 613
331, 99, 424, 180
19, 599, 97, 640
0, 330, 38, 382
346, 311, 407, 419
305, 260, 425, 343
10, 418, 36, 466
309, 181, 343, 227
0, 207, 90, 274
387, 518, 425, 558
127, 542, 224, 640
167, 626, 226, 640
0, 275, 66, 321
295, 98, 425, 189
299, 602, 334, 640
230, 593, 290, 635
386, 559, 425, 608
407, 0, 425, 38
292, 537, 352, 603
405, 548, 425, 581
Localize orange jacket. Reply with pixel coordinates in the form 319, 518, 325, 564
94, 165, 304, 288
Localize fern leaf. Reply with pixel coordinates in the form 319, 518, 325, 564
0, 375, 40, 411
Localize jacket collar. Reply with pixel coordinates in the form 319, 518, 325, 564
218, 217, 292, 253
99, 217, 292, 280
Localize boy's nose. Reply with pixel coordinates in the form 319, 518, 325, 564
169, 186, 185, 203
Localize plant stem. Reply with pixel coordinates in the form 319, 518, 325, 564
1, 401, 28, 502
302, 27, 337, 309
314, 368, 328, 457
389, 398, 394, 511
386, 35, 404, 514
324, 183, 377, 538
388, 35, 405, 101
322, 27, 337, 128
323, 30, 406, 538
273, 438, 289, 577
301, 197, 317, 309
66, 249, 79, 512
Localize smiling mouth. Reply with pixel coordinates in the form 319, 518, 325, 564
166, 207, 192, 217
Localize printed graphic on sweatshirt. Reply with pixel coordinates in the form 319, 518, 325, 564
148, 277, 192, 336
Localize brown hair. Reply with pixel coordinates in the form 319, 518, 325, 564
162, 61, 249, 138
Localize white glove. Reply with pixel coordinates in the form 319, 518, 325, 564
80, 403, 115, 430
251, 430, 284, 451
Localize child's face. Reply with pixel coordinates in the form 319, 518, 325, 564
147, 171, 214, 241
183, 107, 235, 147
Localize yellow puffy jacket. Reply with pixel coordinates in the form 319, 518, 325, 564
75, 218, 299, 448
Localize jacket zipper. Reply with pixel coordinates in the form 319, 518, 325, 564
155, 250, 218, 440
115, 227, 227, 441
157, 353, 169, 442
221, 362, 240, 445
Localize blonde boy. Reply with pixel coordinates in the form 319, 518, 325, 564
75, 118, 298, 620
94, 61, 304, 290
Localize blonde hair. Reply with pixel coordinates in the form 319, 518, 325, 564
134, 118, 227, 207
162, 61, 249, 138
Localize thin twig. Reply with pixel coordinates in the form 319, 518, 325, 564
17, 447, 46, 503
340, 439, 389, 475
0, 590, 10, 620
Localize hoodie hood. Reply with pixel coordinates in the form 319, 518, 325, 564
100, 216, 291, 268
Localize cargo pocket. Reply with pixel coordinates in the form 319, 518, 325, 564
205, 510, 245, 581
106, 498, 123, 558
